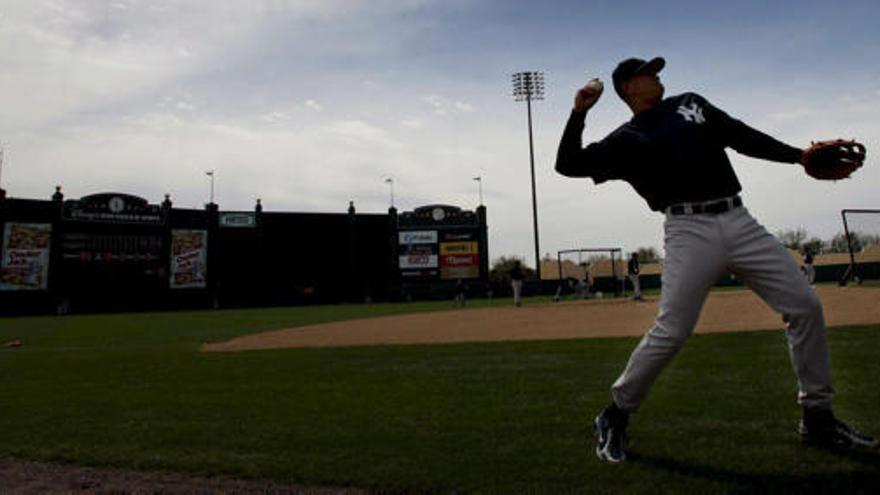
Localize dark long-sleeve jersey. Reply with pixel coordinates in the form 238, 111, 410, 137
555, 93, 804, 211
628, 257, 639, 276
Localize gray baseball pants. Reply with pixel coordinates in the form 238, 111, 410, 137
512, 279, 523, 305
628, 273, 642, 299
611, 205, 833, 411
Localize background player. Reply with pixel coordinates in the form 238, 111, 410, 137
627, 252, 643, 301
555, 56, 877, 462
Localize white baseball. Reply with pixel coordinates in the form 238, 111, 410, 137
586, 78, 604, 93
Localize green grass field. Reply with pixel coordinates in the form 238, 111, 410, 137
1, 297, 879, 493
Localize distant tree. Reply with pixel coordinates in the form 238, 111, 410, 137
828, 232, 862, 254
776, 228, 808, 250
863, 234, 880, 247
802, 237, 824, 255
634, 247, 661, 263
489, 256, 535, 285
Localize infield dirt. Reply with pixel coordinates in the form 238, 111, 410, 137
204, 286, 880, 352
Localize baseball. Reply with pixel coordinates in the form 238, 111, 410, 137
586, 78, 604, 93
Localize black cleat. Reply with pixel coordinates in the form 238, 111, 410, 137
800, 409, 878, 450
595, 405, 629, 462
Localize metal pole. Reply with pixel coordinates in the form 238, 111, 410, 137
384, 178, 395, 208
207, 171, 215, 204
526, 94, 541, 281
842, 209, 857, 284
557, 251, 562, 282
474, 176, 483, 206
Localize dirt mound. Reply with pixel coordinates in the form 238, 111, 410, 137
204, 286, 880, 352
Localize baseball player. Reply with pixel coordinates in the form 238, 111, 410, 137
510, 260, 525, 307
627, 253, 643, 301
803, 248, 816, 286
555, 57, 877, 463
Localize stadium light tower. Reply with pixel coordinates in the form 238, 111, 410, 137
512, 71, 544, 280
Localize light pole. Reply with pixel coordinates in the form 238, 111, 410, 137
206, 170, 215, 204
473, 176, 483, 206
384, 177, 394, 208
0, 144, 5, 199
512, 71, 544, 280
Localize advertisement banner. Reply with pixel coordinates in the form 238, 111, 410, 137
441, 254, 479, 267
399, 230, 437, 245
170, 230, 208, 289
440, 233, 480, 280
439, 241, 478, 255
220, 212, 256, 228
441, 231, 475, 242
399, 244, 438, 269
440, 253, 480, 280
398, 230, 439, 272
0, 223, 53, 291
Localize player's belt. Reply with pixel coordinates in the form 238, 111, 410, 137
666, 196, 742, 215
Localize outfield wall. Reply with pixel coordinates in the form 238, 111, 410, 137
0, 192, 489, 315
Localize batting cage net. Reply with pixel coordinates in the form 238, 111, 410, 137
839, 209, 880, 285
555, 248, 623, 297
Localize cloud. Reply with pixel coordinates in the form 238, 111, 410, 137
0, 1, 254, 130
362, 80, 382, 91
324, 120, 400, 148
423, 95, 475, 116
768, 107, 812, 121
424, 94, 447, 116
454, 101, 475, 112
175, 101, 196, 112
400, 118, 424, 129
122, 112, 184, 128
260, 111, 290, 123
305, 99, 323, 112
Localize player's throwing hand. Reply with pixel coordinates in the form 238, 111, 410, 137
574, 78, 604, 112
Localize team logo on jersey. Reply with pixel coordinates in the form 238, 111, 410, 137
677, 103, 706, 124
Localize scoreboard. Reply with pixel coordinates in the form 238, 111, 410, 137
396, 204, 487, 281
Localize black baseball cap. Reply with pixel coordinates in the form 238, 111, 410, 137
612, 57, 665, 98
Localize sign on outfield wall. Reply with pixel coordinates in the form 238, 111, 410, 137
399, 230, 437, 245
0, 223, 53, 291
398, 230, 439, 271
219, 212, 256, 228
399, 244, 439, 269
63, 193, 164, 225
440, 233, 479, 280
170, 229, 208, 289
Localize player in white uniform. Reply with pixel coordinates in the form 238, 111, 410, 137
556, 57, 877, 462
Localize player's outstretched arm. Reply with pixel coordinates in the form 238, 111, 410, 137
555, 81, 626, 182
701, 96, 803, 164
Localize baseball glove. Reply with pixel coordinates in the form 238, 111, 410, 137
801, 139, 866, 180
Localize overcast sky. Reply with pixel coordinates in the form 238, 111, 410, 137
1, 0, 879, 265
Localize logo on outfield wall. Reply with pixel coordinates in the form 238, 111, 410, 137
440, 242, 478, 255
63, 193, 164, 225
219, 212, 256, 228
399, 254, 439, 269
399, 230, 437, 244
